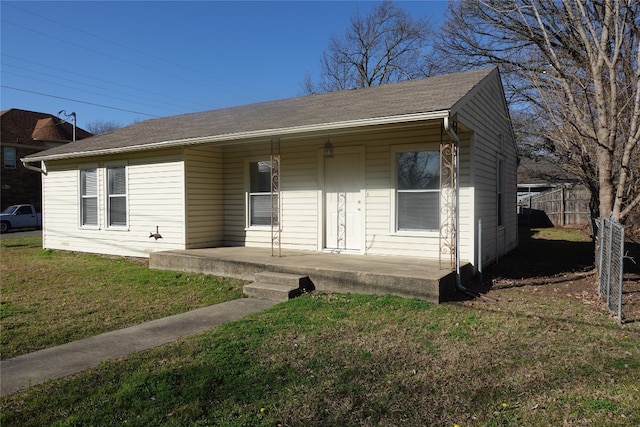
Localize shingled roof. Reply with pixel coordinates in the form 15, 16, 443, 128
25, 67, 498, 162
517, 157, 582, 185
1, 109, 92, 147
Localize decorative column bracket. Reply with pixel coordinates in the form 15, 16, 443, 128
439, 123, 457, 270
271, 138, 281, 257
337, 192, 347, 250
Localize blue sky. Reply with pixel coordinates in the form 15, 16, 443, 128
1, 1, 448, 130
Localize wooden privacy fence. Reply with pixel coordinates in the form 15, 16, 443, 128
520, 186, 591, 227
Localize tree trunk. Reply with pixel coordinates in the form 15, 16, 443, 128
597, 144, 615, 220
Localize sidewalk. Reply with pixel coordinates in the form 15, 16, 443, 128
0, 298, 276, 396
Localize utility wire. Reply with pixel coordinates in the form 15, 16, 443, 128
2, 21, 203, 91
2, 6, 272, 103
7, 3, 269, 99
4, 2, 271, 99
3, 65, 189, 114
3, 19, 257, 103
2, 54, 217, 110
1, 85, 162, 118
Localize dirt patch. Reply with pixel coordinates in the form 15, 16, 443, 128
487, 271, 640, 324
470, 227, 640, 324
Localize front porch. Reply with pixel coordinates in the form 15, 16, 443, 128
149, 247, 474, 304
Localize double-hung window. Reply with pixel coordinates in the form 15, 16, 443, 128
107, 165, 127, 227
248, 160, 275, 227
396, 150, 440, 231
80, 168, 98, 227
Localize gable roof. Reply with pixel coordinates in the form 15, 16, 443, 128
32, 118, 69, 141
25, 67, 499, 162
517, 157, 582, 186
1, 109, 92, 146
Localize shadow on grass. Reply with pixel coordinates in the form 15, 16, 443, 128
448, 226, 596, 301
486, 226, 595, 281
623, 238, 640, 275
463, 227, 640, 315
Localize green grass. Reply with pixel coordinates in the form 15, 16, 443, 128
0, 236, 245, 359
529, 226, 592, 242
1, 291, 639, 426
1, 230, 640, 426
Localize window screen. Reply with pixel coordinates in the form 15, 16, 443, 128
107, 166, 127, 227
249, 161, 275, 226
81, 168, 98, 226
396, 151, 440, 231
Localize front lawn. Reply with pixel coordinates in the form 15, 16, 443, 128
0, 236, 245, 359
2, 290, 639, 426
1, 230, 639, 426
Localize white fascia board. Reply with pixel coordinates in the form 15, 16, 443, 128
26, 111, 450, 162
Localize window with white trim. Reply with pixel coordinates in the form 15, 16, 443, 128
396, 150, 440, 231
107, 165, 127, 227
80, 168, 98, 226
248, 160, 275, 227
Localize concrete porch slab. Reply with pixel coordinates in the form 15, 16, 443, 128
149, 247, 473, 304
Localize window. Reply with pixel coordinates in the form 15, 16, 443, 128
248, 160, 275, 227
80, 168, 98, 226
3, 147, 16, 169
107, 166, 127, 227
497, 157, 505, 227
396, 150, 440, 231
16, 206, 33, 215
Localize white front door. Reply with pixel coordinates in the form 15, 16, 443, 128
324, 151, 363, 252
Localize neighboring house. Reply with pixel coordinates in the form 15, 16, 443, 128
23, 67, 517, 273
517, 157, 591, 227
517, 157, 581, 204
1, 109, 92, 209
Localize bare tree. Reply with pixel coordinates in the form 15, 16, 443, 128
439, 0, 640, 224
302, 1, 437, 94
85, 119, 122, 135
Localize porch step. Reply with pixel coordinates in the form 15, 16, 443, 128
243, 272, 313, 302
151, 248, 472, 304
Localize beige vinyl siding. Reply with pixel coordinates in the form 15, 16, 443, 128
456, 134, 475, 264
39, 71, 515, 265
128, 152, 185, 252
221, 149, 246, 246
214, 124, 455, 258
279, 140, 319, 249
184, 145, 223, 248
42, 150, 186, 258
222, 139, 320, 250
456, 73, 518, 268
42, 162, 78, 252
357, 123, 449, 259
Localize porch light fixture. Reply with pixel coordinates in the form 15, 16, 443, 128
323, 138, 334, 158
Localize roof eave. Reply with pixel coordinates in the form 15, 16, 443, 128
24, 110, 451, 162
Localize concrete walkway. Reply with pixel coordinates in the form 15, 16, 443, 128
0, 298, 276, 396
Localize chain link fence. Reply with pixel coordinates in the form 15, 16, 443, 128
597, 217, 625, 324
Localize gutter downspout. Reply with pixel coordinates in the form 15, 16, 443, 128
443, 117, 470, 294
21, 160, 45, 174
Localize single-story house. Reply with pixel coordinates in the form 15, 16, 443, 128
22, 67, 517, 277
